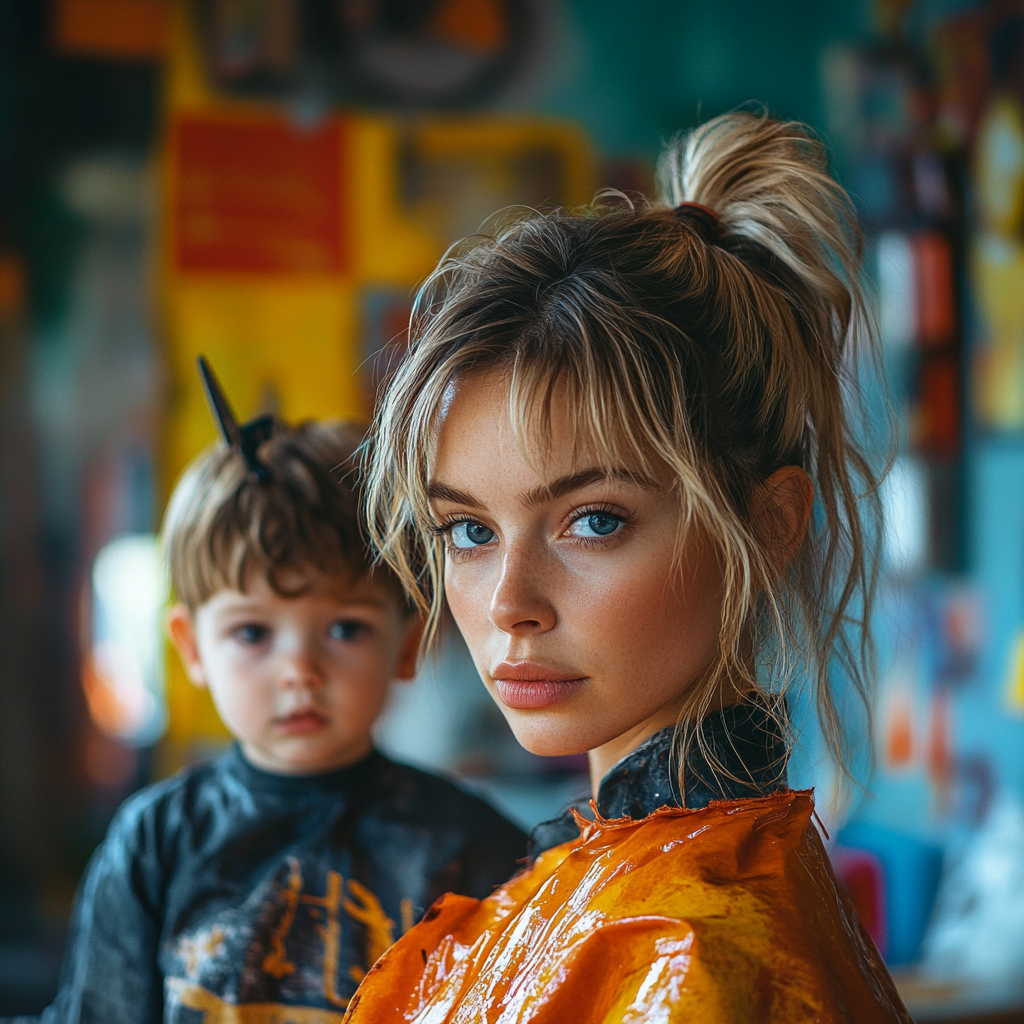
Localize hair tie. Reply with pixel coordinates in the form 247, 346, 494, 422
197, 355, 274, 482
674, 201, 720, 241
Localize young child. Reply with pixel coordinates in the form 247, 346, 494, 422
18, 392, 526, 1024
344, 113, 911, 1022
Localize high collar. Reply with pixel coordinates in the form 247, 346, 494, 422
222, 742, 386, 798
530, 697, 788, 857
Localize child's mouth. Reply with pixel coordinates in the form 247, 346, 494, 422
276, 709, 329, 734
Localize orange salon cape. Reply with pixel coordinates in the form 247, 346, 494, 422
343, 790, 910, 1023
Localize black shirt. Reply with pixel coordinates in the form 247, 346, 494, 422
8, 745, 526, 1024
529, 697, 789, 857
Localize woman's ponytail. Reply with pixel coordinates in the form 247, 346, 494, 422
659, 113, 862, 332
660, 113, 885, 788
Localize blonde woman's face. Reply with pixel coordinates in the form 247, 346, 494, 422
430, 371, 727, 783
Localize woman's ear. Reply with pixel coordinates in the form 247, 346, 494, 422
166, 604, 208, 688
755, 466, 814, 572
394, 613, 426, 682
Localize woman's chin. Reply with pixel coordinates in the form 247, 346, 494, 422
504, 719, 593, 759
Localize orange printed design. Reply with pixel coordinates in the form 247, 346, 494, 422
300, 870, 347, 1007
167, 978, 347, 1023
177, 927, 226, 978
259, 859, 396, 1002
263, 857, 302, 978
167, 861, 400, 1020
343, 880, 395, 968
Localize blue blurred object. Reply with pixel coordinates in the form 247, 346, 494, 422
837, 822, 943, 966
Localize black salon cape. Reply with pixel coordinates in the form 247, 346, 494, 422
528, 696, 789, 857
6, 745, 526, 1024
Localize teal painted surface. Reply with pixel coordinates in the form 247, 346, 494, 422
962, 440, 1024, 792
832, 443, 1024, 845
538, 0, 870, 156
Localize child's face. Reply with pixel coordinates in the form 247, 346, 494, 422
168, 572, 421, 775
429, 370, 727, 772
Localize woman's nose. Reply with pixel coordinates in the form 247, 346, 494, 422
488, 545, 556, 636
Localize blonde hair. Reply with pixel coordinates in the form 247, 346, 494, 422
364, 112, 885, 784
163, 419, 389, 612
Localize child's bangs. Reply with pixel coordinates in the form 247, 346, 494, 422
201, 497, 361, 602
218, 532, 358, 599
166, 425, 371, 612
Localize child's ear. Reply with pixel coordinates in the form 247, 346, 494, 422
756, 466, 814, 572
394, 613, 426, 683
166, 604, 208, 688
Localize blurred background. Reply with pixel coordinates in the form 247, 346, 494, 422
1, 0, 1024, 1019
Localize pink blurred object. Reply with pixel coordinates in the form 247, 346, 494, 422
833, 846, 888, 957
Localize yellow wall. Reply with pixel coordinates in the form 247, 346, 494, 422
158, 2, 594, 769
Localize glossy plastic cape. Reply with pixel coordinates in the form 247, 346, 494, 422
343, 790, 911, 1024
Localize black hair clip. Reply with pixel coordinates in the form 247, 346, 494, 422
197, 355, 274, 481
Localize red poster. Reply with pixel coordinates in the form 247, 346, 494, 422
173, 115, 346, 275
912, 229, 955, 348
53, 0, 167, 59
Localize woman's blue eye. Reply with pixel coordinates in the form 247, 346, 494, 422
235, 624, 270, 644
449, 521, 496, 549
569, 512, 624, 539
328, 620, 367, 642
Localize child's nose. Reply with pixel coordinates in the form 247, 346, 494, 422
280, 651, 326, 691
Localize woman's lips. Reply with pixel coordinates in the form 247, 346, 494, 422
492, 663, 586, 709
275, 709, 328, 735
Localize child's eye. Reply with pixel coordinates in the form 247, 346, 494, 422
567, 511, 625, 539
449, 521, 496, 549
328, 620, 368, 642
234, 624, 270, 644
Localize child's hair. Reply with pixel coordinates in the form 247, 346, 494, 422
163, 419, 390, 612
363, 112, 885, 784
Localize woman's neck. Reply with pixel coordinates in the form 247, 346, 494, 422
588, 700, 684, 797
587, 679, 752, 798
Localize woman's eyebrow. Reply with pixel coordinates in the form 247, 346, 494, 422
522, 467, 650, 507
427, 468, 653, 512
428, 482, 483, 508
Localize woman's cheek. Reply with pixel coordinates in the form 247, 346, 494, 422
565, 554, 651, 619
444, 564, 484, 630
